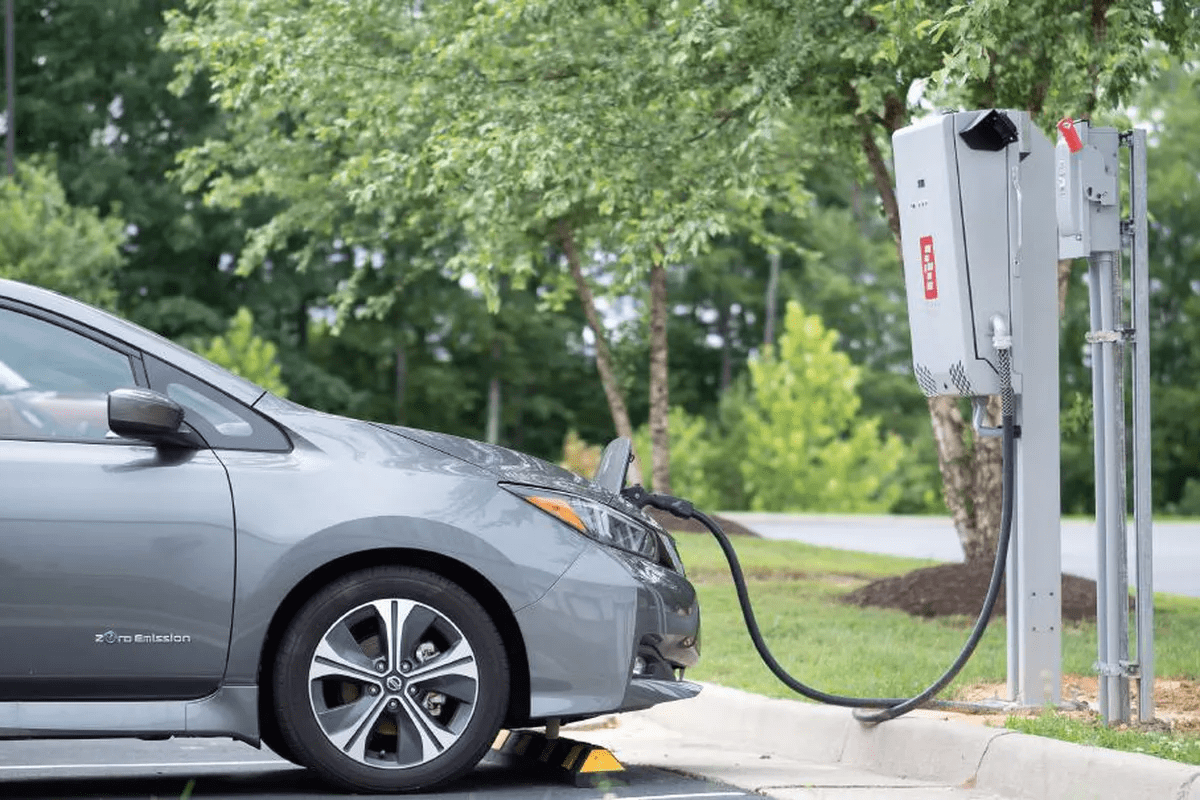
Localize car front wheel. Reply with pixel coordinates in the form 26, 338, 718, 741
272, 566, 509, 793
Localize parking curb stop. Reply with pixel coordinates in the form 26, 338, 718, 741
492, 729, 626, 787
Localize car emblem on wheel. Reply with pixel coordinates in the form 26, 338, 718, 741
385, 675, 402, 692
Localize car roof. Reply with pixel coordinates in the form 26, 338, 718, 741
0, 279, 267, 406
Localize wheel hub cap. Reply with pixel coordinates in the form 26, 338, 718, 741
307, 599, 479, 769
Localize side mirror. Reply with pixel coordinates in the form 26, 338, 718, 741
108, 388, 203, 448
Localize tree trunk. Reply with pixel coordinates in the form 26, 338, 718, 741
763, 250, 781, 347
297, 301, 309, 348
486, 338, 501, 444
556, 220, 642, 484
859, 116, 905, 268
718, 300, 733, 393
648, 259, 671, 494
967, 395, 1005, 562
1058, 258, 1073, 317
394, 343, 407, 423
860, 112, 1002, 564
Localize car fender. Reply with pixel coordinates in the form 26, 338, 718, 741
215, 441, 588, 685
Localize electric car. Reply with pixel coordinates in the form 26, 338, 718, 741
0, 278, 700, 793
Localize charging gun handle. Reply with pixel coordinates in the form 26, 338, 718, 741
621, 485, 696, 519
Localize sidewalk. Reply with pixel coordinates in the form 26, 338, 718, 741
573, 683, 1200, 800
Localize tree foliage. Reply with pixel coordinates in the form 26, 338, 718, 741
195, 307, 289, 396
739, 302, 906, 512
930, 0, 1197, 118
50, 0, 1180, 522
1140, 65, 1200, 513
0, 162, 125, 307
164, 0, 798, 289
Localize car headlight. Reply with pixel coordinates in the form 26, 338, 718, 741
503, 485, 660, 561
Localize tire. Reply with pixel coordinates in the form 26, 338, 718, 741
272, 566, 509, 793
258, 692, 299, 764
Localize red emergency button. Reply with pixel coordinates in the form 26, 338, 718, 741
1058, 118, 1084, 153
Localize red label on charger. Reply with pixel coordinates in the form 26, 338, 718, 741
919, 235, 938, 300
1058, 117, 1084, 153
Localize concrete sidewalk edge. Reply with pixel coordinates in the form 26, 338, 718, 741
634, 683, 1200, 800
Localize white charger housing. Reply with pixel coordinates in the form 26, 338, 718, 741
893, 109, 1052, 398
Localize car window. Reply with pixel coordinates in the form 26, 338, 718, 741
166, 383, 255, 438
0, 308, 137, 442
144, 355, 290, 452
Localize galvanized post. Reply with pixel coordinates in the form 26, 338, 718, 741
1057, 121, 1153, 725
1087, 256, 1110, 720
1128, 129, 1154, 723
1073, 125, 1128, 725
1095, 247, 1130, 723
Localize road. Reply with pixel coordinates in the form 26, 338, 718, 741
722, 513, 1200, 597
0, 738, 758, 800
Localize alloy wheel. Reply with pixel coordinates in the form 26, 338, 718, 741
306, 598, 479, 769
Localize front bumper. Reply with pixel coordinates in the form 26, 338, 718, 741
514, 542, 701, 721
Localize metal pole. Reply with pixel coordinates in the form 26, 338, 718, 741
1006, 500, 1019, 702
4, 0, 13, 177
1096, 248, 1130, 724
1087, 257, 1110, 721
1010, 124, 1063, 707
1112, 246, 1132, 720
1129, 129, 1155, 723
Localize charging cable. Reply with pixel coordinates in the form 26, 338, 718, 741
624, 319, 1016, 723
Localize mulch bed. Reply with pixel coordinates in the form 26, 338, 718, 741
645, 508, 760, 538
842, 560, 1110, 621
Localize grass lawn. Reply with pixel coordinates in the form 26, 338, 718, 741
672, 530, 1200, 760
1007, 713, 1200, 764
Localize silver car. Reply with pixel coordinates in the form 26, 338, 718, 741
0, 279, 700, 793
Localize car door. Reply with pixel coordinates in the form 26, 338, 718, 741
0, 305, 236, 700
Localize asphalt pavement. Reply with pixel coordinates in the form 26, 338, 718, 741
0, 736, 757, 800
7, 682, 1192, 800
722, 512, 1200, 597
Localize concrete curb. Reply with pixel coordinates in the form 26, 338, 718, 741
637, 683, 1200, 800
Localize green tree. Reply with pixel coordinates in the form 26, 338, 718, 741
1055, 63, 1200, 515
740, 302, 906, 512
196, 307, 288, 396
678, 0, 1199, 556
164, 0, 803, 494
0, 162, 125, 307
6, 0, 625, 468
1139, 65, 1200, 514
632, 406, 729, 511
8, 1, 253, 320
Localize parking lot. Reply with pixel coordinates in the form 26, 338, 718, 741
0, 737, 755, 800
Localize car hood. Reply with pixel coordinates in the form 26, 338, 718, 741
253, 394, 655, 523
376, 424, 636, 510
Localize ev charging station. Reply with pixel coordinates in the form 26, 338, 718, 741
893, 110, 1063, 708
891, 110, 1154, 724
629, 107, 1152, 728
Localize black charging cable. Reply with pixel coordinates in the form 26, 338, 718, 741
622, 408, 1015, 723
